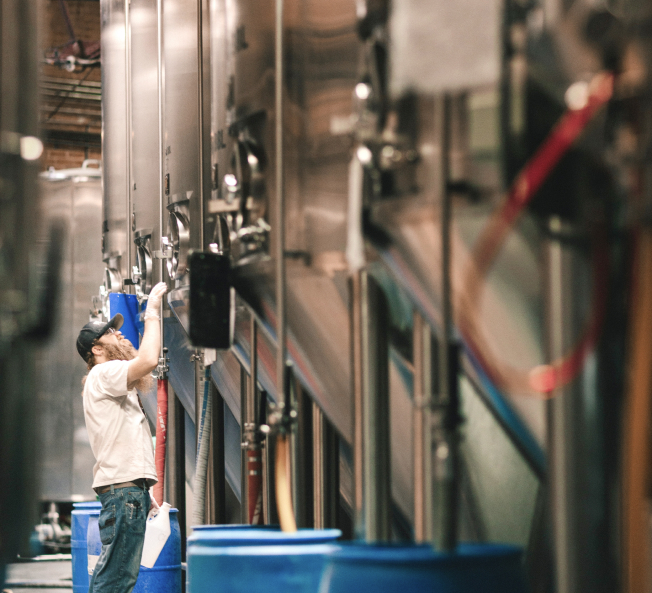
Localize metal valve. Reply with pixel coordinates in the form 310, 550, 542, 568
259, 401, 297, 437
131, 265, 142, 283
241, 422, 266, 450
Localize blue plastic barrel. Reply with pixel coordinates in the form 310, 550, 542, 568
133, 508, 182, 593
320, 543, 529, 593
72, 502, 102, 593
187, 527, 341, 593
87, 507, 182, 593
87, 511, 101, 582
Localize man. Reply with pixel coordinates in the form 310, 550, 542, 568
76, 281, 167, 593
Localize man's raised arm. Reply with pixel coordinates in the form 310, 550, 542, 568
127, 282, 167, 390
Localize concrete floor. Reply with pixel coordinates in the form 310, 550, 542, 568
3, 558, 72, 593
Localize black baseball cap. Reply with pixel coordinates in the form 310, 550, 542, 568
76, 314, 124, 361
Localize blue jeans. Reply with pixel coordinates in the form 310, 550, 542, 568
90, 485, 151, 593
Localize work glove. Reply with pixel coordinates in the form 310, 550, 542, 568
144, 282, 167, 320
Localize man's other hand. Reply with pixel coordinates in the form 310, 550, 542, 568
145, 282, 167, 320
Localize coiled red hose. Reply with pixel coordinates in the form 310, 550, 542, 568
460, 72, 614, 396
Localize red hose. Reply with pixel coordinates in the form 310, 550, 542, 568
153, 378, 168, 505
460, 72, 614, 396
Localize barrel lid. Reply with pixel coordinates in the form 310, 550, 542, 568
191, 524, 279, 532
188, 528, 341, 547
329, 542, 523, 565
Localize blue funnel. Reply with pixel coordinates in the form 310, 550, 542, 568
108, 293, 140, 348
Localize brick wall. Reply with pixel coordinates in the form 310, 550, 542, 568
40, 0, 102, 171
41, 145, 101, 172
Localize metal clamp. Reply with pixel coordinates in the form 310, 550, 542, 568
156, 347, 169, 378
241, 422, 266, 450
153, 236, 173, 260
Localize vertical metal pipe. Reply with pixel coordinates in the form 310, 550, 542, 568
545, 215, 614, 593
546, 216, 573, 593
362, 271, 390, 542
196, 0, 206, 248
156, 0, 165, 355
263, 402, 278, 525
243, 315, 264, 524
194, 354, 203, 446
291, 382, 312, 528
124, 0, 133, 283
289, 378, 300, 525
351, 272, 364, 537
274, 0, 285, 406
240, 363, 249, 523
273, 0, 297, 535
413, 312, 425, 542
313, 402, 324, 529
431, 93, 459, 552
248, 316, 257, 426
258, 389, 271, 524
209, 380, 226, 524
413, 311, 433, 543
313, 402, 339, 529
351, 270, 391, 542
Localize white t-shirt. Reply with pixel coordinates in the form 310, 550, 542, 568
82, 360, 158, 489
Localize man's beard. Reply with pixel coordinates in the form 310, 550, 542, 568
102, 339, 154, 393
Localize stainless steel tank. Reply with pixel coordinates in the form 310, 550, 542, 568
0, 0, 43, 567
162, 0, 206, 284
37, 162, 104, 502
129, 0, 164, 294
101, 0, 131, 287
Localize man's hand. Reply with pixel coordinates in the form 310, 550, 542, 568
148, 488, 160, 519
144, 282, 167, 320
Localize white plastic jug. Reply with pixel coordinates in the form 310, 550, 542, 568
140, 502, 171, 568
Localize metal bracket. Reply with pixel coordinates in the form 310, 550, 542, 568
153, 236, 173, 259
156, 347, 169, 378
